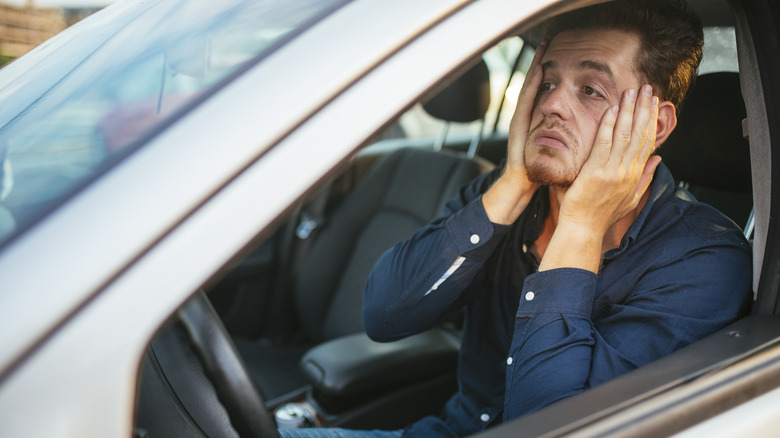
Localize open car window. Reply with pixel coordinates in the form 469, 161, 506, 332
394, 36, 530, 143
206, 2, 752, 434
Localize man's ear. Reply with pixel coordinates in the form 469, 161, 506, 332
654, 101, 677, 148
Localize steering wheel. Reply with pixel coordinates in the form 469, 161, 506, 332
135, 291, 278, 437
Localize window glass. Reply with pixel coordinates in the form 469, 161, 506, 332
700, 27, 738, 74
0, 0, 347, 247
393, 36, 529, 143
383, 24, 737, 152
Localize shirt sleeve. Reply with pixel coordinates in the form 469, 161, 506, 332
502, 241, 752, 420
363, 166, 510, 342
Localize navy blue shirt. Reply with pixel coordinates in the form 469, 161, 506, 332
363, 163, 752, 437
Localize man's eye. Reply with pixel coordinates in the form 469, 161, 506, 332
582, 85, 602, 97
540, 83, 556, 92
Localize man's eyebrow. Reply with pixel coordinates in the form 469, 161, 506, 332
541, 59, 616, 81
580, 60, 617, 89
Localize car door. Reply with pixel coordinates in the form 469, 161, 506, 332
0, 0, 573, 436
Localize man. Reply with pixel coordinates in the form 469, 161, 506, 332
280, 0, 752, 436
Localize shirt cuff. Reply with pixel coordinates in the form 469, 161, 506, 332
446, 195, 511, 256
517, 268, 598, 317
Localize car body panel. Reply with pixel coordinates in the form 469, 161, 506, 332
0, 0, 564, 436
674, 383, 780, 437
478, 315, 780, 437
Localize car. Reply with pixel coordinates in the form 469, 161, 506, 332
0, 0, 777, 436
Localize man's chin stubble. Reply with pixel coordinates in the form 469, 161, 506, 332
526, 153, 575, 189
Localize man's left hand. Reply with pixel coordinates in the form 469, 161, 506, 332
539, 84, 662, 273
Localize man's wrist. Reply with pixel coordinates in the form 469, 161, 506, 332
482, 171, 537, 225
538, 221, 604, 273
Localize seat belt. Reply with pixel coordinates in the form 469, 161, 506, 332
265, 183, 333, 343
295, 188, 330, 240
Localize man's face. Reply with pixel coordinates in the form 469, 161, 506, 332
525, 28, 643, 187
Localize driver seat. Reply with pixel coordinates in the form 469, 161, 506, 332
233, 60, 493, 407
659, 71, 752, 233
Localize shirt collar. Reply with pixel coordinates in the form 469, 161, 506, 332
520, 186, 550, 251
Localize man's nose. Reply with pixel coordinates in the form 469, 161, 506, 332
538, 85, 572, 120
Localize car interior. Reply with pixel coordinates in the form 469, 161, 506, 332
132, 0, 777, 436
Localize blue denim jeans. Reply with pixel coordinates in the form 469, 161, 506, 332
278, 428, 403, 438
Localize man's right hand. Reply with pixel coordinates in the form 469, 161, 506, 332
482, 42, 547, 225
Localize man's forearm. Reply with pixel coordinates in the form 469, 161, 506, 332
363, 198, 509, 341
363, 169, 507, 341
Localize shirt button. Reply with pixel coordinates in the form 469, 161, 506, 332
506, 357, 513, 365
470, 234, 480, 244
480, 413, 490, 422
525, 291, 535, 301
522, 244, 528, 253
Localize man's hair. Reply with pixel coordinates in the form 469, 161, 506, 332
538, 0, 703, 109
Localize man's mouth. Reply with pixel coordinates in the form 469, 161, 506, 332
533, 129, 569, 151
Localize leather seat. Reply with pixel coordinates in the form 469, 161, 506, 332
659, 71, 752, 232
234, 60, 494, 406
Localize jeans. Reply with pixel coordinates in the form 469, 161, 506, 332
278, 428, 403, 438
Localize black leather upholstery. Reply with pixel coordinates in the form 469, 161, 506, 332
422, 59, 490, 123
236, 148, 485, 405
661, 72, 750, 190
136, 293, 275, 438
295, 148, 485, 341
659, 72, 752, 228
235, 60, 493, 408
301, 329, 460, 400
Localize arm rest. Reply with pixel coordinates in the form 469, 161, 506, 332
300, 328, 459, 399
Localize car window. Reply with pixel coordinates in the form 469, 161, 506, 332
700, 26, 738, 74
0, 0, 348, 248
378, 24, 737, 156
390, 36, 530, 144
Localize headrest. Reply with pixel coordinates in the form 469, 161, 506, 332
659, 72, 751, 192
421, 59, 491, 123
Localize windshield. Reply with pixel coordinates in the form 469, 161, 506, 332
0, 0, 347, 247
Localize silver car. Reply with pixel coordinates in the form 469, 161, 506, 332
0, 0, 777, 436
